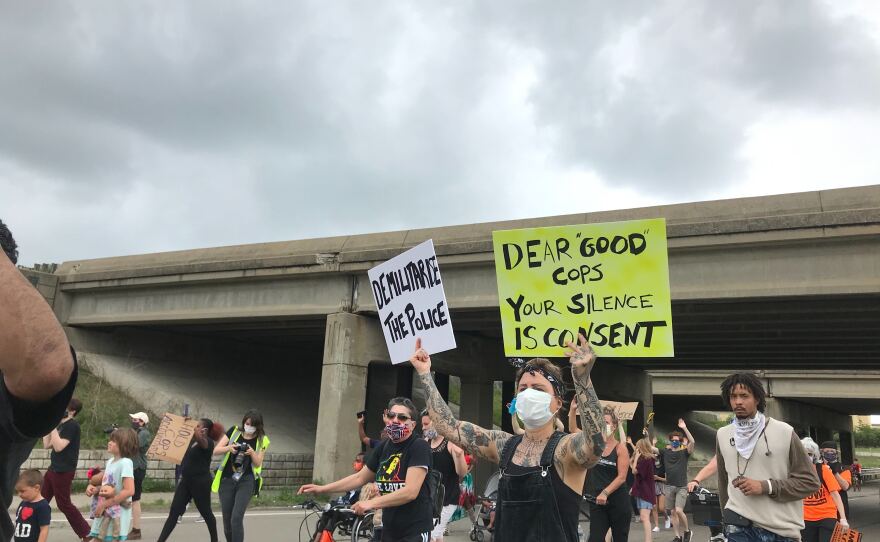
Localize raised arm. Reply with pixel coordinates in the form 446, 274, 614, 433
678, 419, 695, 453
0, 250, 74, 402
411, 339, 512, 464
357, 414, 372, 447
556, 334, 605, 470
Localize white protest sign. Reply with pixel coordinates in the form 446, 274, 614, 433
369, 239, 457, 364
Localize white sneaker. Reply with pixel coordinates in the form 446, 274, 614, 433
652, 526, 660, 532
664, 518, 671, 529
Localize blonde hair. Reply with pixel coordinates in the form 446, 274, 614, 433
635, 438, 655, 459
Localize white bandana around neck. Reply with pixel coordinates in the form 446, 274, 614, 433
733, 411, 766, 459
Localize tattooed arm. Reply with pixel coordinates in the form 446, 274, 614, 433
411, 339, 512, 464
556, 334, 605, 472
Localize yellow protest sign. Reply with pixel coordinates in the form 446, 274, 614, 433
492, 218, 673, 357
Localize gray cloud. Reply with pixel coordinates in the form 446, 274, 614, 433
1, 1, 878, 264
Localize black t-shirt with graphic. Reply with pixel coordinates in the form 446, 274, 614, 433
431, 439, 461, 506
366, 436, 432, 536
50, 418, 81, 473
13, 500, 51, 542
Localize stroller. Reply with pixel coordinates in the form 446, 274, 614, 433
468, 470, 500, 542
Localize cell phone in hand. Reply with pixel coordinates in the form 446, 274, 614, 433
356, 410, 367, 419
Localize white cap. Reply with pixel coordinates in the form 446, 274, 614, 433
129, 412, 150, 424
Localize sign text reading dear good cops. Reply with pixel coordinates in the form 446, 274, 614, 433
492, 218, 673, 357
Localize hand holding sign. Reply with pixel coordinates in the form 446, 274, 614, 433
409, 337, 432, 376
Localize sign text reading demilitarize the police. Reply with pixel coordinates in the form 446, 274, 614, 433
492, 218, 674, 357
369, 239, 457, 364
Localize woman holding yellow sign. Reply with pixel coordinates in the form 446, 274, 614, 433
413, 334, 607, 542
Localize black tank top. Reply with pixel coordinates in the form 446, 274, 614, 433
505, 461, 582, 524
586, 446, 626, 497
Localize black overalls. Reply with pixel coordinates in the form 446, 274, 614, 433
493, 431, 580, 542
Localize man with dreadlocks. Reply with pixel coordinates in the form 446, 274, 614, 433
693, 372, 819, 542
0, 219, 78, 542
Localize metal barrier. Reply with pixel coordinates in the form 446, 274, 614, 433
860, 467, 880, 482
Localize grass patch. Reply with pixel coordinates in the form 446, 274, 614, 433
70, 367, 161, 450
252, 489, 326, 508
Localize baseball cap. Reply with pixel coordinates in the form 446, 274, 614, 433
129, 412, 150, 424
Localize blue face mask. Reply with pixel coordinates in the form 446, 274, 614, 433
671, 440, 682, 449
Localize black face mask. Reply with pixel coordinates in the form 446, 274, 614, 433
131, 422, 140, 430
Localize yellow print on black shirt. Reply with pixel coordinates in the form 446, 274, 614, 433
376, 452, 406, 494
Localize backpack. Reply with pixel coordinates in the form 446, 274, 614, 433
427, 467, 445, 524
376, 438, 445, 524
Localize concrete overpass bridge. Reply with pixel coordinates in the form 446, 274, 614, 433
48, 185, 880, 481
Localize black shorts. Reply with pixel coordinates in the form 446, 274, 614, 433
381, 530, 430, 542
133, 468, 146, 501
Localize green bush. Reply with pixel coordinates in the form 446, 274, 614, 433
854, 424, 880, 448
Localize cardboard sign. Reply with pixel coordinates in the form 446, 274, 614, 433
831, 523, 861, 542
368, 239, 456, 364
492, 218, 673, 357
600, 400, 640, 421
147, 413, 199, 465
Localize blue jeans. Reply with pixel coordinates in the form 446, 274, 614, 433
724, 524, 797, 542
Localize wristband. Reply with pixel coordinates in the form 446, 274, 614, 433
691, 479, 700, 485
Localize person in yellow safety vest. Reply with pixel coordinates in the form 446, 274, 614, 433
212, 410, 270, 542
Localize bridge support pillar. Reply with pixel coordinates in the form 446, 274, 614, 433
839, 430, 855, 465
765, 398, 852, 455
589, 362, 654, 441
460, 376, 495, 492
314, 313, 389, 483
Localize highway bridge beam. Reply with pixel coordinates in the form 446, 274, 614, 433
314, 313, 389, 483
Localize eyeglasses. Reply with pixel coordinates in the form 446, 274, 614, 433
385, 411, 412, 422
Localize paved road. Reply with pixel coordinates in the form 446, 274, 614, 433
30, 484, 880, 541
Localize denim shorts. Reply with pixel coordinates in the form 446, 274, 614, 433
636, 497, 654, 510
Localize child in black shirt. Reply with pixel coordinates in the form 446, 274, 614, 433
13, 470, 51, 542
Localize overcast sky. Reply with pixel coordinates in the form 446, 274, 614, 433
2, 1, 880, 266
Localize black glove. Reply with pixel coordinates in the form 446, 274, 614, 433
829, 462, 842, 474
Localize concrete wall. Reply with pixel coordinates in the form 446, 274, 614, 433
68, 326, 324, 453
21, 449, 314, 489
18, 266, 59, 307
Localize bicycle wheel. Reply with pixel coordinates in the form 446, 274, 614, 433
351, 512, 375, 542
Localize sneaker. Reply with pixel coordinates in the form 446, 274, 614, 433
196, 517, 206, 523
665, 518, 672, 529
128, 529, 142, 540
652, 526, 660, 532
672, 537, 682, 542
683, 531, 693, 542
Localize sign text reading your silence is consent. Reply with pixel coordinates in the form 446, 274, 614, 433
369, 239, 457, 364
492, 218, 674, 357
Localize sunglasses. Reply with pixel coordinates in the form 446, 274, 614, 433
384, 411, 412, 422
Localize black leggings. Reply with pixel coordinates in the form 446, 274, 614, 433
588, 491, 631, 542
157, 474, 218, 542
802, 518, 836, 542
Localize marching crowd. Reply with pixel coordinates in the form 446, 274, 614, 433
0, 216, 866, 542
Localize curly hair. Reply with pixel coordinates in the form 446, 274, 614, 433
0, 219, 18, 264
720, 372, 767, 413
